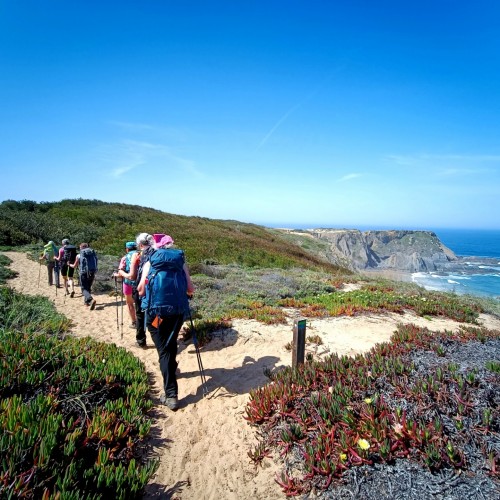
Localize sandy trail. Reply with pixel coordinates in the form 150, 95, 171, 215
4, 251, 500, 499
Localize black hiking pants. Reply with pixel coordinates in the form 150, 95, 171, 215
133, 289, 146, 344
80, 272, 95, 305
146, 313, 184, 398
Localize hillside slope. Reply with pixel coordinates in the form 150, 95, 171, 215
0, 199, 344, 273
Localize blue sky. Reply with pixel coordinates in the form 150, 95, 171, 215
1, 1, 500, 230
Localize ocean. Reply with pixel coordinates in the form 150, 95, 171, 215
411, 229, 500, 299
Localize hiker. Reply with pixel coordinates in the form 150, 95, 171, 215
39, 240, 60, 287
137, 233, 195, 410
55, 239, 77, 296
115, 233, 156, 347
71, 243, 98, 309
116, 241, 138, 328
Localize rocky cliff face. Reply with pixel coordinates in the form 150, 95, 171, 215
308, 229, 457, 272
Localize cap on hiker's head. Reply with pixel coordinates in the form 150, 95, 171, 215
126, 241, 137, 250
62, 238, 69, 245
153, 233, 174, 249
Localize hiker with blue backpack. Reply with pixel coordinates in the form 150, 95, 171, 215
70, 243, 98, 310
137, 233, 195, 411
117, 241, 138, 328
115, 233, 156, 347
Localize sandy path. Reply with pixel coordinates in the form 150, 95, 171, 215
4, 251, 500, 499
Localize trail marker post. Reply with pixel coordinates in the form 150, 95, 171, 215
292, 318, 306, 369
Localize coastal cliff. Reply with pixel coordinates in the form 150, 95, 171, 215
280, 229, 458, 273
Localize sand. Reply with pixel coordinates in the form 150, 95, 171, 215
4, 251, 500, 499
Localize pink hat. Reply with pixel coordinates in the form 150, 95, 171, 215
153, 233, 174, 249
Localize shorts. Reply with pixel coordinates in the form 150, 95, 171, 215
61, 264, 75, 278
123, 282, 133, 296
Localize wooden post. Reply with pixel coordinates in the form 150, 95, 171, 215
292, 318, 306, 368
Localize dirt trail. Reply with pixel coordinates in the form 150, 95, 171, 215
4, 251, 500, 499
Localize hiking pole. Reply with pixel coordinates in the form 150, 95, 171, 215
113, 275, 119, 333
188, 310, 209, 397
120, 281, 124, 339
38, 262, 41, 287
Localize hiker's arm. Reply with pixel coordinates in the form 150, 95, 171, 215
183, 264, 195, 296
137, 261, 151, 296
69, 256, 79, 269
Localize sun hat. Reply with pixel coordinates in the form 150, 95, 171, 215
153, 233, 174, 249
126, 241, 137, 249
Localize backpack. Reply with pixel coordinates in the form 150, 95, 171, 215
43, 243, 57, 262
80, 248, 98, 276
144, 248, 189, 317
123, 250, 137, 286
62, 245, 77, 265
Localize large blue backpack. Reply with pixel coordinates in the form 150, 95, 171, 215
144, 248, 189, 317
80, 248, 98, 277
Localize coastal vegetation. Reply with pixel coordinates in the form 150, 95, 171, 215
1, 199, 499, 497
0, 266, 157, 498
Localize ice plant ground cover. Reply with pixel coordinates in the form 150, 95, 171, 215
246, 324, 500, 498
0, 286, 158, 498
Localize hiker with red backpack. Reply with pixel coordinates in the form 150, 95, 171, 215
137, 233, 195, 411
116, 241, 138, 328
55, 238, 77, 297
71, 243, 98, 309
115, 233, 156, 347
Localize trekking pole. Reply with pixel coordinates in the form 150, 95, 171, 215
120, 282, 124, 339
113, 275, 119, 334
38, 261, 41, 287
188, 310, 209, 397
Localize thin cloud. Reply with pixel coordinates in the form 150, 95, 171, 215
258, 103, 301, 149
386, 153, 500, 165
258, 75, 333, 149
99, 140, 203, 179
338, 173, 362, 182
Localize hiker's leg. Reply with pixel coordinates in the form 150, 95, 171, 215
67, 268, 75, 293
147, 314, 183, 398
47, 262, 54, 285
124, 283, 136, 324
80, 274, 92, 304
133, 290, 146, 344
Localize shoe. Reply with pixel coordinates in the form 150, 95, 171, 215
70, 291, 75, 298
90, 299, 96, 310
160, 395, 179, 411
136, 339, 146, 348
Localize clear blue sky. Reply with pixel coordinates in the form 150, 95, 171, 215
1, 1, 499, 230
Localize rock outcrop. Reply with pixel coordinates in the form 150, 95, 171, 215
306, 229, 458, 272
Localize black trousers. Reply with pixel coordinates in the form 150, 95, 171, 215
146, 313, 184, 398
80, 272, 95, 305
133, 289, 146, 344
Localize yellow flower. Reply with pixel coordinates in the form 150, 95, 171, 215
364, 397, 372, 404
358, 438, 370, 450
339, 453, 347, 462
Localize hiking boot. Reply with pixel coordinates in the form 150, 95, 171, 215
90, 299, 96, 310
160, 395, 179, 411
136, 339, 146, 348
70, 291, 75, 298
